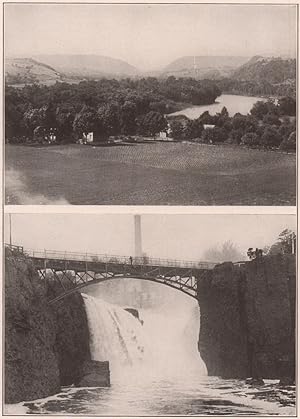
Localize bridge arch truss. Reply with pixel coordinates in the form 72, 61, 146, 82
5, 245, 215, 303
37, 263, 203, 303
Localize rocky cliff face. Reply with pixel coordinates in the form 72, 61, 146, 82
197, 255, 295, 380
53, 292, 91, 386
5, 250, 60, 403
5, 250, 91, 403
197, 262, 248, 378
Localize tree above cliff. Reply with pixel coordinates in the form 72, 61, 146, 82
266, 229, 297, 255
203, 240, 244, 262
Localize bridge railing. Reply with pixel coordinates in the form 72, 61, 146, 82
6, 245, 216, 270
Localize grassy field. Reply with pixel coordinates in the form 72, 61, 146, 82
5, 143, 296, 205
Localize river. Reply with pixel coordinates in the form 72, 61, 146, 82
11, 376, 295, 416
170, 94, 267, 118
5, 292, 295, 416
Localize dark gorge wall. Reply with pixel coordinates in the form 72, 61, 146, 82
5, 250, 91, 403
197, 255, 296, 380
5, 251, 60, 403
47, 280, 91, 386
197, 262, 249, 378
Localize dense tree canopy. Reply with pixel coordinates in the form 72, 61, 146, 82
5, 75, 296, 152
216, 77, 296, 99
278, 96, 296, 116
72, 105, 98, 137
5, 77, 221, 142
279, 131, 296, 151
137, 111, 168, 136
169, 99, 296, 151
240, 132, 260, 147
169, 119, 185, 140
250, 100, 278, 119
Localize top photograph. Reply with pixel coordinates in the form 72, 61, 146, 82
4, 3, 297, 206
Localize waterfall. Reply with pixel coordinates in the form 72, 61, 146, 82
82, 292, 207, 382
140, 304, 207, 378
82, 293, 146, 378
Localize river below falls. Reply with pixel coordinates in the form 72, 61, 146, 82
7, 376, 295, 416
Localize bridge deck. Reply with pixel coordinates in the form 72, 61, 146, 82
23, 248, 217, 271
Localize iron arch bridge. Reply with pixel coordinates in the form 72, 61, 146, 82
6, 245, 216, 303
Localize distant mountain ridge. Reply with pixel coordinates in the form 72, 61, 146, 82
5, 55, 140, 86
162, 56, 250, 79
5, 54, 296, 87
34, 54, 140, 78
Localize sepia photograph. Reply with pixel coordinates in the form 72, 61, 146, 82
3, 213, 296, 415
4, 3, 297, 205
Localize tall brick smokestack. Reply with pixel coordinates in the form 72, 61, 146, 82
134, 214, 142, 258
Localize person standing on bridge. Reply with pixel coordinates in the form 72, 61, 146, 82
129, 256, 133, 266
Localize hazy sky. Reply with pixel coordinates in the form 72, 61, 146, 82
5, 3, 297, 70
4, 213, 296, 261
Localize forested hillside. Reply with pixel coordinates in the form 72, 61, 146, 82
217, 57, 296, 97
234, 56, 296, 83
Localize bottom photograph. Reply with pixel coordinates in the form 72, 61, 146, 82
3, 213, 296, 416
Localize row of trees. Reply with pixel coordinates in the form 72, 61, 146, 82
5, 77, 221, 142
217, 78, 296, 98
168, 97, 296, 151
